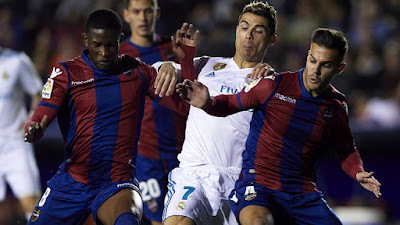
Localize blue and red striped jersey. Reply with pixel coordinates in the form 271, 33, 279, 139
205, 69, 364, 193
119, 35, 186, 160
34, 49, 188, 185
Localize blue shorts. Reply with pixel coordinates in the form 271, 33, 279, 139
28, 170, 139, 225
136, 154, 179, 222
229, 179, 342, 225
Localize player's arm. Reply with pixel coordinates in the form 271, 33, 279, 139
145, 65, 190, 116
153, 23, 200, 96
333, 104, 382, 198
177, 75, 277, 117
24, 65, 69, 142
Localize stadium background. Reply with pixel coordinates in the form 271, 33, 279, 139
0, 0, 399, 224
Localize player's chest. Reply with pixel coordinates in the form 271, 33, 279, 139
67, 71, 144, 110
198, 70, 251, 97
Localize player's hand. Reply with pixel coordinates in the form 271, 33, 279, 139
24, 115, 49, 143
172, 23, 200, 60
247, 63, 275, 79
155, 62, 178, 97
356, 171, 382, 198
176, 79, 211, 109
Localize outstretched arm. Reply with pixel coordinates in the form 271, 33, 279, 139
176, 79, 211, 109
356, 171, 382, 198
153, 23, 200, 96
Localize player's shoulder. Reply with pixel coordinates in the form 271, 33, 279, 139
326, 85, 348, 113
1, 48, 25, 62
119, 54, 142, 69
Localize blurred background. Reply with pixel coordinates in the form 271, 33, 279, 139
0, 0, 399, 224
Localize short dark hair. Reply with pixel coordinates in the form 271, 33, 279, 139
311, 28, 348, 61
238, 1, 277, 36
86, 9, 122, 34
122, 0, 158, 9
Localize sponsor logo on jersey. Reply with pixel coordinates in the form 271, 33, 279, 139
30, 207, 40, 222
71, 78, 95, 86
205, 71, 215, 77
147, 200, 158, 213
323, 107, 334, 124
274, 93, 296, 104
42, 78, 54, 99
176, 202, 186, 211
50, 67, 62, 79
213, 63, 227, 71
1, 71, 9, 80
117, 182, 136, 189
220, 85, 239, 94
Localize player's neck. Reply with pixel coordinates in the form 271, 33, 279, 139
233, 55, 260, 69
129, 34, 154, 47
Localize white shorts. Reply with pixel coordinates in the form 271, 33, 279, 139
0, 137, 41, 200
163, 166, 240, 225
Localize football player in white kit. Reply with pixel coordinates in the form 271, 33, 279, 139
156, 2, 278, 225
0, 46, 42, 221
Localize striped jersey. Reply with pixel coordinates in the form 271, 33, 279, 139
119, 35, 186, 160
34, 49, 188, 185
205, 69, 364, 193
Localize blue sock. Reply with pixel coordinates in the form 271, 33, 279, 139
114, 212, 139, 225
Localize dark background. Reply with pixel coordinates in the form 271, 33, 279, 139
0, 0, 399, 224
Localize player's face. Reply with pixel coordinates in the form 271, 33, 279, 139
235, 13, 276, 63
123, 0, 158, 38
303, 43, 346, 97
83, 28, 123, 71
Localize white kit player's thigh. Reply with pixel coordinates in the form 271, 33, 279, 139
4, 139, 41, 199
163, 167, 216, 225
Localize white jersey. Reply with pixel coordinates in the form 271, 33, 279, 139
178, 57, 253, 170
0, 48, 42, 137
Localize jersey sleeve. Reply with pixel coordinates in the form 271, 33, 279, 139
18, 52, 43, 96
179, 45, 196, 80
142, 63, 190, 115
205, 75, 278, 117
332, 102, 365, 180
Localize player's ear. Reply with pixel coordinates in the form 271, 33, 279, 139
119, 33, 125, 46
82, 33, 89, 47
269, 34, 277, 45
336, 62, 346, 75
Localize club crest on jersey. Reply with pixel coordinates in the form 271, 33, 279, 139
1, 71, 9, 80
50, 67, 62, 78
244, 78, 261, 93
123, 69, 133, 77
176, 202, 186, 211
147, 200, 158, 213
42, 78, 54, 99
244, 186, 257, 201
30, 207, 40, 222
213, 63, 227, 71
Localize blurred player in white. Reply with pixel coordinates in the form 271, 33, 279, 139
0, 46, 42, 221
157, 2, 278, 225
